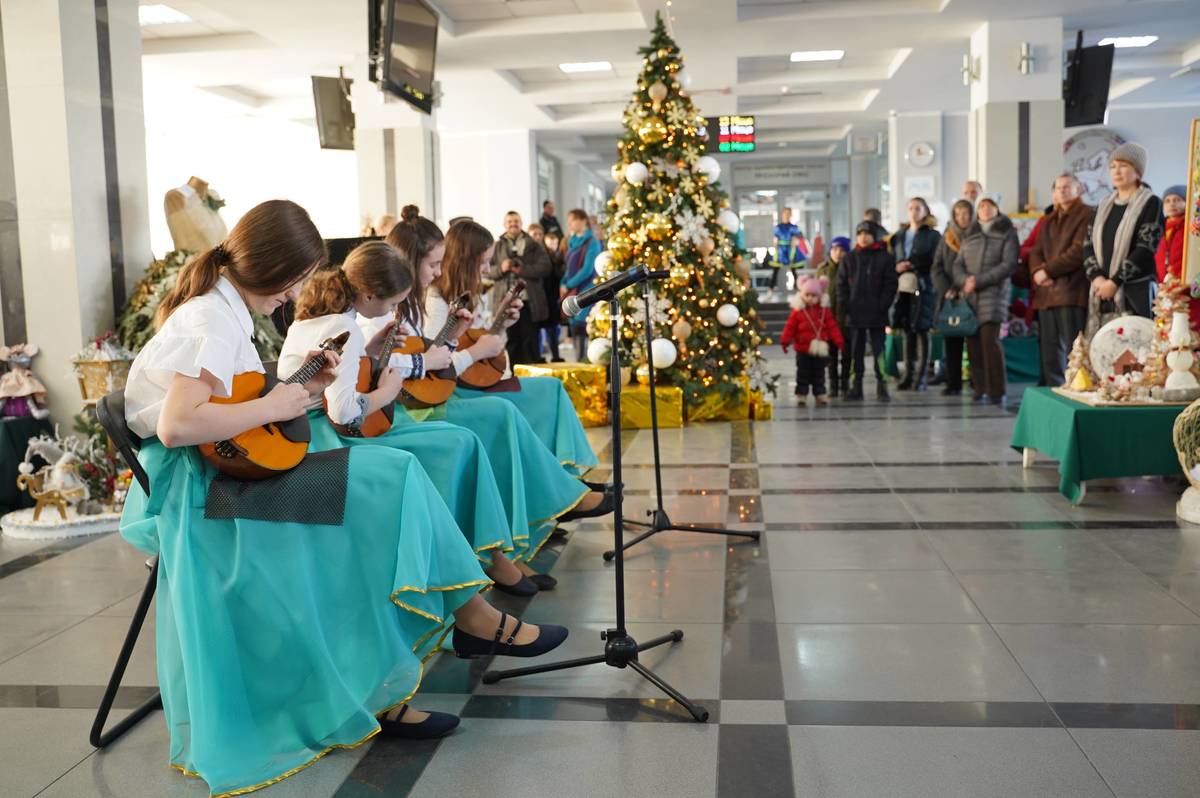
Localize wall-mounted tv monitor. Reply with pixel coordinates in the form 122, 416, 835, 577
312, 76, 355, 150
705, 115, 756, 153
1064, 42, 1114, 128
380, 0, 438, 114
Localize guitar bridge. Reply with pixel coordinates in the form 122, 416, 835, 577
213, 440, 246, 459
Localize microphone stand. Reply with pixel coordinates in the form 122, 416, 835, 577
482, 294, 709, 722
603, 284, 760, 561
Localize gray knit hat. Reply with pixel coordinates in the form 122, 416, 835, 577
1109, 142, 1147, 177
1164, 184, 1186, 201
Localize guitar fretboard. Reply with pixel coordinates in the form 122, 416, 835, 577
431, 296, 470, 347
487, 281, 525, 335
284, 355, 327, 386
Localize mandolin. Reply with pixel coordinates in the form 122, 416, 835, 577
199, 332, 348, 480
329, 308, 400, 438
456, 279, 526, 390
398, 293, 472, 409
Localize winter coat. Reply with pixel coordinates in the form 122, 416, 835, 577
813, 257, 843, 324
1027, 198, 1094, 311
951, 214, 1019, 326
889, 219, 941, 332
837, 243, 898, 329
1156, 215, 1200, 331
487, 231, 552, 324
540, 244, 566, 328
931, 220, 969, 310
781, 303, 844, 355
1083, 190, 1163, 320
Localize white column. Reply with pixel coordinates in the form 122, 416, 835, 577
967, 17, 1065, 214
1, 0, 150, 420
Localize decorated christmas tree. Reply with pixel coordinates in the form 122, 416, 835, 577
586, 13, 774, 413
1064, 333, 1095, 392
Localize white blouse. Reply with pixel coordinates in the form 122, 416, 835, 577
125, 276, 263, 439
424, 287, 486, 376
280, 311, 426, 427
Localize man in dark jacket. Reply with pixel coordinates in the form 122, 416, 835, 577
488, 210, 553, 364
539, 200, 562, 238
838, 221, 898, 401
1028, 173, 1095, 386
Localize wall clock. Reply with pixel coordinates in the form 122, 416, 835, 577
906, 140, 936, 168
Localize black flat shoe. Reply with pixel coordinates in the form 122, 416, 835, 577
453, 612, 569, 659
528, 573, 557, 591
491, 574, 539, 597
559, 492, 614, 522
548, 526, 568, 542
378, 705, 460, 739
942, 386, 962, 396
583, 480, 612, 493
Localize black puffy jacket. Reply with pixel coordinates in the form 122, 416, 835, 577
837, 243, 898, 328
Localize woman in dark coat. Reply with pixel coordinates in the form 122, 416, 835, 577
952, 197, 1018, 405
890, 197, 942, 390
930, 200, 974, 395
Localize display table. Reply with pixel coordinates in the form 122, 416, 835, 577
0, 417, 53, 515
1010, 387, 1184, 503
1002, 336, 1040, 383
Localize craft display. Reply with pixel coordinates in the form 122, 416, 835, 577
165, 176, 227, 254
72, 332, 133, 403
0, 344, 49, 419
1064, 334, 1096, 392
1173, 397, 1200, 522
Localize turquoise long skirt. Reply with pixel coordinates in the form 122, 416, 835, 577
454, 376, 598, 476
119, 442, 487, 798
423, 394, 589, 561
307, 412, 514, 560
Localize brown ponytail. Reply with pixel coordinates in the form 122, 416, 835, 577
386, 206, 444, 326
295, 240, 413, 321
156, 199, 327, 327
437, 219, 493, 311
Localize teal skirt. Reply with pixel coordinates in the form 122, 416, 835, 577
426, 393, 589, 561
307, 412, 514, 560
119, 442, 487, 798
454, 376, 598, 475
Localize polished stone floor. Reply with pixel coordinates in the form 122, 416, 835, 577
3, 361, 1200, 797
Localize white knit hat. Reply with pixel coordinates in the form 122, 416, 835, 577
1109, 142, 1147, 178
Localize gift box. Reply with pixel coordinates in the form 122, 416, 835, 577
749, 389, 773, 421
620, 384, 684, 428
686, 376, 751, 423
514, 362, 608, 427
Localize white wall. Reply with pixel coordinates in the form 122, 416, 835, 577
1093, 105, 1199, 196
942, 112, 969, 206
142, 86, 360, 257
438, 129, 536, 232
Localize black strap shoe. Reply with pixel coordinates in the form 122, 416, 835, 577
378, 705, 460, 739
527, 573, 557, 591
560, 492, 614, 522
491, 574, 539, 597
453, 612, 569, 659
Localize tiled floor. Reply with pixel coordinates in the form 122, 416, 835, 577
4, 358, 1200, 797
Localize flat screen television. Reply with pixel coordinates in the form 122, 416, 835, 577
1064, 41, 1114, 128
312, 76, 355, 150
378, 0, 438, 114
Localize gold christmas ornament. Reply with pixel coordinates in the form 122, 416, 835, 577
672, 319, 693, 341
648, 81, 668, 109
699, 299, 710, 309
607, 233, 633, 260
638, 115, 668, 144
635, 364, 651, 385
697, 237, 716, 256
645, 213, 671, 241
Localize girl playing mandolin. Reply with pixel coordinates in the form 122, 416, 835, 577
119, 200, 568, 798
280, 241, 579, 596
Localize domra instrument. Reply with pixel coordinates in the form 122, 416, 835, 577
398, 293, 472, 409
457, 279, 525, 390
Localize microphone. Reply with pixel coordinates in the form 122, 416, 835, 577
562, 266, 669, 318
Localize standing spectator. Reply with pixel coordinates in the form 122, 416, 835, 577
541, 228, 567, 361
1156, 184, 1200, 332
931, 200, 974, 395
862, 207, 889, 242
563, 208, 601, 361
838, 221, 898, 402
769, 207, 803, 301
1083, 143, 1163, 338
961, 180, 983, 205
488, 211, 552, 364
1028, 173, 1095, 386
539, 201, 563, 238
890, 197, 942, 391
781, 277, 844, 406
953, 197, 1018, 405
814, 236, 851, 396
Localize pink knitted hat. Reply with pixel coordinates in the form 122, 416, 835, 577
800, 276, 827, 296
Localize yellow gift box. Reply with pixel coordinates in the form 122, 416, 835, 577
749, 389, 773, 421
513, 362, 608, 427
686, 376, 751, 423
620, 384, 684, 428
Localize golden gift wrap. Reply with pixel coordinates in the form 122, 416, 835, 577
686, 376, 752, 423
749, 389, 773, 421
513, 362, 608, 427
620, 384, 684, 428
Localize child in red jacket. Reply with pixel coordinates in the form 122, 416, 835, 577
781, 276, 845, 405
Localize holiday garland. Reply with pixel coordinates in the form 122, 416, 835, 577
588, 13, 776, 406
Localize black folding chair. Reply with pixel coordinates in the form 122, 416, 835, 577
89, 391, 162, 748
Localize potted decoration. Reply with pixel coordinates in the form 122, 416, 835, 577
73, 331, 133, 402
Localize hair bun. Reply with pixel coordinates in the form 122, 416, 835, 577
400, 205, 420, 223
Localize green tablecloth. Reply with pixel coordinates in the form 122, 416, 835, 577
0, 416, 53, 514
1010, 387, 1184, 502
1003, 336, 1040, 383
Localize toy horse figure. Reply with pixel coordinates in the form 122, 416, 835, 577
17, 435, 90, 520
0, 344, 50, 419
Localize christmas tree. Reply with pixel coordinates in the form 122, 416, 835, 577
1064, 333, 1095, 392
587, 12, 773, 410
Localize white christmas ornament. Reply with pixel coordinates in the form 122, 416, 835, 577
675, 68, 691, 89
587, 337, 612, 364
696, 156, 721, 182
624, 162, 649, 185
610, 163, 624, 181
717, 209, 740, 233
594, 251, 613, 275
650, 338, 678, 369
716, 303, 740, 327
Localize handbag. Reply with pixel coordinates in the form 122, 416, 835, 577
935, 296, 978, 337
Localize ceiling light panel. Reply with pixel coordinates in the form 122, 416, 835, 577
139, 4, 192, 25
790, 50, 845, 63
559, 61, 613, 74
1097, 36, 1158, 48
